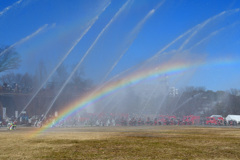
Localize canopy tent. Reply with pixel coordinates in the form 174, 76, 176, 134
210, 115, 223, 118
226, 115, 240, 123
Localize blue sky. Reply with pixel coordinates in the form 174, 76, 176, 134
0, 0, 240, 91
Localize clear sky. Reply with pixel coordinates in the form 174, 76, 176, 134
0, 0, 240, 91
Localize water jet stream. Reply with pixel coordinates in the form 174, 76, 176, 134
0, 24, 48, 57
146, 8, 239, 64
17, 2, 111, 121
84, 2, 166, 114
0, 0, 22, 16
187, 21, 240, 52
139, 82, 164, 116
42, 0, 131, 120
100, 11, 240, 116
102, 0, 165, 82
32, 6, 240, 132
178, 11, 227, 51
170, 93, 202, 114
123, 23, 228, 117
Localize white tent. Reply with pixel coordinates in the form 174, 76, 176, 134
210, 115, 222, 118
226, 115, 240, 123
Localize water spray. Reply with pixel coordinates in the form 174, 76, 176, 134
36, 4, 240, 127
177, 11, 227, 51
177, 9, 240, 51
145, 8, 239, 64
187, 21, 240, 52
2, 24, 50, 124
42, 0, 131, 121
99, 9, 240, 114
0, 24, 48, 57
85, 2, 166, 115
18, 2, 111, 124
102, 1, 165, 82
170, 93, 202, 115
0, 0, 22, 16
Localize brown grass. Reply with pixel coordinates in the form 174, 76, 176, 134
0, 126, 240, 160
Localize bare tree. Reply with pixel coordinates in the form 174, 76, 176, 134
0, 46, 21, 72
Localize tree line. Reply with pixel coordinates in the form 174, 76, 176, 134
0, 46, 93, 117
0, 46, 239, 118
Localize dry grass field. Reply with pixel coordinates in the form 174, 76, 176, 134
0, 126, 240, 160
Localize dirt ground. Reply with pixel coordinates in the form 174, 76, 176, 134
0, 126, 240, 160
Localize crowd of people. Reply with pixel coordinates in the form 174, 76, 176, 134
0, 83, 32, 93
1, 112, 239, 130
35, 113, 239, 128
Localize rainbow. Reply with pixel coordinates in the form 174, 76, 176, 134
30, 58, 238, 137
